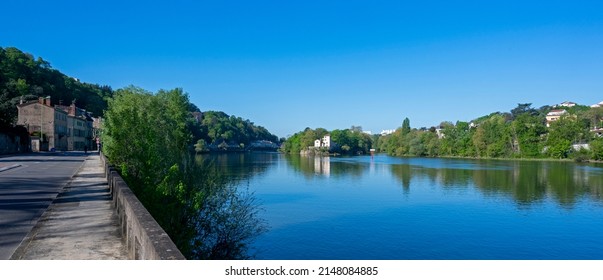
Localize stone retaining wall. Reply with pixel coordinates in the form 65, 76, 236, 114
0, 131, 29, 155
100, 154, 186, 260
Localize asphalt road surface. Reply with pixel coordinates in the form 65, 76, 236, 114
0, 152, 88, 259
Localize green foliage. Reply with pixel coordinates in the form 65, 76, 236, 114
547, 139, 571, 159
280, 127, 373, 155
401, 117, 411, 135
472, 114, 512, 158
512, 113, 547, 157
194, 139, 209, 153
0, 47, 113, 127
280, 127, 328, 154
196, 111, 278, 148
330, 128, 373, 155
102, 86, 190, 187
545, 116, 589, 159
102, 86, 266, 259
511, 103, 537, 118
438, 121, 474, 157
591, 138, 603, 161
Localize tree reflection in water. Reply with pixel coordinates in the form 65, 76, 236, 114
157, 154, 270, 260
388, 159, 603, 208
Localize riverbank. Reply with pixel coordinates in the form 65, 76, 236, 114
365, 151, 603, 164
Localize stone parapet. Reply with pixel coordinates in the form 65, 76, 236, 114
101, 154, 185, 260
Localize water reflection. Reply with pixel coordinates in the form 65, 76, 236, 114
387, 159, 603, 208
173, 153, 273, 259
284, 155, 365, 179
195, 152, 276, 182
279, 155, 603, 208
203, 154, 603, 260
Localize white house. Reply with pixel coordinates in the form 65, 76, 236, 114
546, 109, 567, 127
591, 101, 603, 108
314, 135, 331, 148
435, 127, 445, 139
557, 101, 577, 108
592, 128, 603, 138
380, 129, 395, 136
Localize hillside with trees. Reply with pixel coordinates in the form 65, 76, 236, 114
1, 46, 279, 152
0, 46, 113, 127
378, 103, 603, 161
189, 110, 279, 153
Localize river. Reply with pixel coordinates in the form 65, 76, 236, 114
201, 153, 603, 260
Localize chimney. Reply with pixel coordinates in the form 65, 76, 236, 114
45, 96, 51, 106
69, 103, 76, 116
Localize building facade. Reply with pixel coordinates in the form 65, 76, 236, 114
17, 97, 94, 151
546, 109, 567, 127
314, 135, 331, 148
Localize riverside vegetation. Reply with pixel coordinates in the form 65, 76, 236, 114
281, 104, 603, 162
102, 87, 270, 259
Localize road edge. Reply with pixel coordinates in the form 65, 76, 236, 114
0, 164, 22, 173
8, 156, 89, 260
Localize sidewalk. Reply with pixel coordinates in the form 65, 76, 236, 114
10, 154, 128, 260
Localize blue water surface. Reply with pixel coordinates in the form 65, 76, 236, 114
214, 153, 603, 260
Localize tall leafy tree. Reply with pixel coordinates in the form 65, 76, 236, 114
402, 117, 411, 135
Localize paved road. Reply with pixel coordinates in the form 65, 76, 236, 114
0, 152, 87, 259
10, 155, 128, 260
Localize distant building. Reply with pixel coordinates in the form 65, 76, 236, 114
380, 129, 395, 136
591, 101, 603, 108
546, 109, 568, 127
591, 128, 603, 138
17, 97, 94, 151
435, 127, 445, 139
314, 135, 331, 148
572, 143, 590, 151
557, 101, 577, 108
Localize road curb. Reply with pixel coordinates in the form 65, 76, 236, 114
0, 164, 21, 172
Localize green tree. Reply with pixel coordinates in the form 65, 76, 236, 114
103, 86, 266, 259
511, 103, 537, 119
402, 117, 411, 135
471, 114, 512, 158
591, 138, 603, 161
545, 116, 586, 159
511, 113, 546, 158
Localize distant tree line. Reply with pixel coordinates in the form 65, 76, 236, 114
0, 46, 113, 127
280, 126, 375, 155
378, 104, 603, 161
189, 110, 279, 153
281, 103, 603, 161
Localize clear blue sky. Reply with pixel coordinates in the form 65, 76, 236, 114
2, 0, 602, 137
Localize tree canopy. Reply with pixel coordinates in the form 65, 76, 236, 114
192, 110, 278, 149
